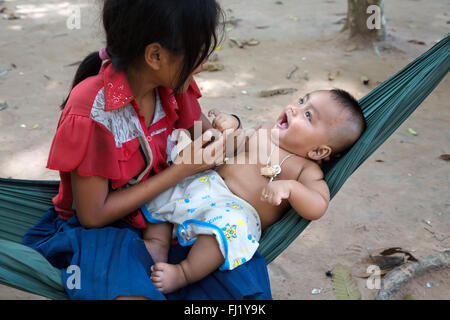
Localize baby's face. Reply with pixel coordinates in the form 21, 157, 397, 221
272, 90, 346, 158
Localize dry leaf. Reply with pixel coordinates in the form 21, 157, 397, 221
245, 39, 260, 46
370, 255, 405, 271
286, 66, 298, 79
331, 264, 361, 300
328, 71, 340, 81
365, 247, 418, 274
222, 17, 242, 27
6, 12, 20, 20
370, 247, 418, 261
229, 38, 260, 48
353, 269, 390, 279
229, 38, 244, 48
346, 44, 357, 52
360, 76, 370, 85
202, 62, 224, 72
259, 88, 297, 97
353, 247, 418, 279
408, 40, 425, 45
0, 101, 8, 111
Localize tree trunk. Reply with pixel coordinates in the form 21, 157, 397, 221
343, 0, 386, 41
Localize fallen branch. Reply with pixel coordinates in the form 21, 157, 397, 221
376, 250, 450, 300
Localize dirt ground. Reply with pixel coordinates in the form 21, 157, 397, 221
0, 0, 449, 300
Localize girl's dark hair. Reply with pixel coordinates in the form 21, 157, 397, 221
60, 0, 223, 109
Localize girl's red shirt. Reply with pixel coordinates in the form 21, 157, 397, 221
46, 61, 202, 229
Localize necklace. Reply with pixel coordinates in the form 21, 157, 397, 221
260, 144, 294, 183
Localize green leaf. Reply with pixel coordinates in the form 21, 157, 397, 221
331, 264, 362, 300
408, 128, 418, 136
346, 44, 357, 52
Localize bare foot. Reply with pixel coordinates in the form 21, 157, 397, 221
144, 239, 169, 264
150, 262, 188, 294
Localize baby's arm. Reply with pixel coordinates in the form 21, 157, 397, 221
289, 164, 330, 220
261, 164, 330, 221
208, 109, 240, 132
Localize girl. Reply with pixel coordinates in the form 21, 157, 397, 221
22, 0, 271, 300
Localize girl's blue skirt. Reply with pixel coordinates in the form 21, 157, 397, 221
22, 207, 272, 300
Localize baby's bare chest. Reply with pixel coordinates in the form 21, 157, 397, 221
217, 154, 305, 198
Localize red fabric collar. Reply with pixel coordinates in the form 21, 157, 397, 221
100, 61, 180, 124
157, 87, 180, 125
102, 61, 135, 111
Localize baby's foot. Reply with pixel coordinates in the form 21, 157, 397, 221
144, 239, 169, 264
150, 262, 188, 294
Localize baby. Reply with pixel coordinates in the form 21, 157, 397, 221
142, 89, 366, 293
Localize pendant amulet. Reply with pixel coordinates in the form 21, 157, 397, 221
260, 166, 277, 178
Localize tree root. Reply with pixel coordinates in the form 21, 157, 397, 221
376, 250, 450, 300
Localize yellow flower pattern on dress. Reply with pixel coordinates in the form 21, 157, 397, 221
142, 169, 261, 271
222, 223, 237, 242
227, 201, 244, 210
233, 258, 246, 268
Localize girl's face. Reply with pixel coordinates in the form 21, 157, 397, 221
162, 51, 206, 93
178, 59, 205, 93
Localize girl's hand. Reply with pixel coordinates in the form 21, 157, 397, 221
173, 129, 227, 176
260, 180, 293, 206
208, 109, 240, 132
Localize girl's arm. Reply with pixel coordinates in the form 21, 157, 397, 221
199, 112, 213, 132
72, 164, 184, 228
72, 131, 225, 228
187, 112, 213, 140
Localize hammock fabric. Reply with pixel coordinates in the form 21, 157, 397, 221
0, 35, 449, 299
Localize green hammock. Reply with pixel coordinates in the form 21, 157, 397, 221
1, 35, 449, 300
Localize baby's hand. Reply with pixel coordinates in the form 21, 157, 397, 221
208, 109, 240, 132
261, 180, 292, 206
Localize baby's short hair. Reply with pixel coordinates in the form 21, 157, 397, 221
328, 89, 367, 154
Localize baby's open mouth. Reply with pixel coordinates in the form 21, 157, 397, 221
277, 112, 289, 129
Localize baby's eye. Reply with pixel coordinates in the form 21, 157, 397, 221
305, 111, 312, 121
298, 97, 304, 105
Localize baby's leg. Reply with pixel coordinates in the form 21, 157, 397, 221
151, 234, 224, 294
142, 222, 173, 264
